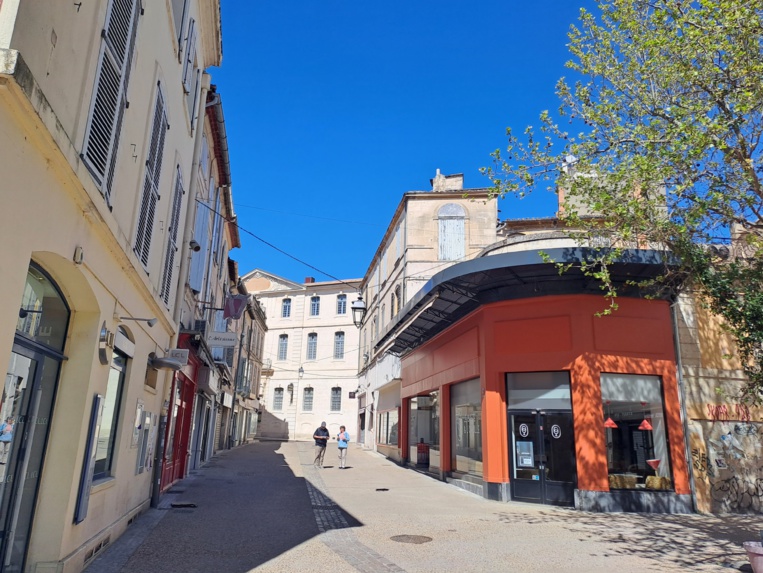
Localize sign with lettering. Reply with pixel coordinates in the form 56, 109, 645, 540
168, 349, 189, 366
207, 331, 237, 347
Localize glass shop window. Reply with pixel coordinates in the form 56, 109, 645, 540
451, 378, 482, 477
601, 373, 673, 491
377, 409, 399, 446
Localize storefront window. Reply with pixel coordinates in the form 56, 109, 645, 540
408, 394, 439, 449
377, 409, 399, 446
601, 373, 672, 490
451, 379, 482, 477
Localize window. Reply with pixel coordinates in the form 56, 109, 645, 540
451, 378, 482, 477
381, 304, 386, 327
377, 409, 399, 446
160, 166, 184, 305
134, 85, 168, 267
310, 296, 320, 316
82, 0, 140, 203
94, 350, 127, 479
171, 0, 189, 55
188, 196, 210, 293
281, 298, 291, 318
601, 374, 672, 491
438, 203, 466, 261
307, 333, 317, 361
337, 294, 347, 315
273, 388, 284, 411
181, 18, 196, 93
277, 335, 288, 361
303, 387, 313, 412
334, 332, 345, 359
330, 387, 342, 411
394, 285, 402, 316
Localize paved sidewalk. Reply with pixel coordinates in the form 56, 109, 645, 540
87, 440, 758, 573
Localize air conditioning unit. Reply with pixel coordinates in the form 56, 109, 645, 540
193, 319, 208, 336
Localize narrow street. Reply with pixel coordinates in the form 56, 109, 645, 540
88, 441, 756, 573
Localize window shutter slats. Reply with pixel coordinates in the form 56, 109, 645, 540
83, 0, 138, 197
134, 87, 167, 268
161, 168, 184, 304
182, 19, 196, 93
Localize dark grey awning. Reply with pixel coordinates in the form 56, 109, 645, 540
378, 248, 674, 356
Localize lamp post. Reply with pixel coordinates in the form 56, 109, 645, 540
351, 294, 367, 329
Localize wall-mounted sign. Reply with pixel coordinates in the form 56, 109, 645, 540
207, 331, 237, 347
168, 349, 189, 366
519, 423, 530, 438
551, 424, 562, 439
516, 441, 534, 468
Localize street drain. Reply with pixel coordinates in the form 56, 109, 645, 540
170, 502, 197, 509
390, 535, 432, 544
376, 488, 389, 492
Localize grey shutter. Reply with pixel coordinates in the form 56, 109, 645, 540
82, 0, 139, 200
181, 19, 197, 93
189, 69, 201, 132
134, 86, 168, 267
188, 199, 210, 292
172, 0, 189, 57
160, 167, 184, 304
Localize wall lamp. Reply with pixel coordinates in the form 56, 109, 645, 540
120, 317, 158, 327
189, 239, 201, 252
351, 294, 367, 329
148, 352, 183, 371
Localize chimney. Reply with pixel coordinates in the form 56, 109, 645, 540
304, 277, 315, 284
430, 169, 464, 192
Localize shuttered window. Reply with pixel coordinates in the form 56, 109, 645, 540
303, 388, 313, 412
82, 0, 140, 203
160, 167, 184, 305
437, 203, 466, 261
330, 387, 342, 412
273, 388, 284, 411
181, 18, 197, 93
188, 196, 210, 292
171, 0, 189, 56
277, 335, 288, 361
134, 85, 168, 267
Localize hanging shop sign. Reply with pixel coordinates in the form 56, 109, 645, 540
207, 331, 237, 347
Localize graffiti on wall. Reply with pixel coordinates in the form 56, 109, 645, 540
689, 420, 763, 514
706, 403, 752, 422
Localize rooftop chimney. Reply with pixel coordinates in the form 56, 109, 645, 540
304, 277, 315, 284
430, 169, 464, 192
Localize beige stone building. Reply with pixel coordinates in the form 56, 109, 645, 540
242, 271, 361, 444
0, 0, 225, 570
356, 171, 498, 458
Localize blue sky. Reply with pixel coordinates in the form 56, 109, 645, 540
211, 1, 595, 284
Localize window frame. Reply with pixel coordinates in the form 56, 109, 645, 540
330, 386, 342, 412
281, 298, 291, 318
336, 294, 347, 315
302, 387, 314, 412
273, 387, 284, 411
93, 350, 127, 480
310, 296, 320, 316
306, 332, 317, 361
333, 331, 345, 360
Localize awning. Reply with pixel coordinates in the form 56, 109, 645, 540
378, 247, 675, 356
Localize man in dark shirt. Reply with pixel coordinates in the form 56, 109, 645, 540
313, 421, 330, 467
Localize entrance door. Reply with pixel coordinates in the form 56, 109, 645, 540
0, 345, 61, 571
509, 410, 576, 506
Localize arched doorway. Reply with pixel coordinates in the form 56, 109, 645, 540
1, 263, 69, 572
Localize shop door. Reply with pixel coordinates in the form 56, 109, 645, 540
0, 345, 61, 572
509, 410, 576, 506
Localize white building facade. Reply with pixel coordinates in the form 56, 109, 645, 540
242, 272, 361, 443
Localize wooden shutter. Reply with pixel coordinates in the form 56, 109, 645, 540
82, 0, 139, 200
172, 0, 189, 57
189, 69, 201, 132
134, 85, 168, 267
182, 18, 197, 93
161, 167, 184, 305
188, 197, 210, 292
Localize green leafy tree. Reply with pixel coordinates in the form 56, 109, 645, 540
483, 0, 763, 403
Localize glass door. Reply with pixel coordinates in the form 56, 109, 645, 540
0, 345, 60, 572
509, 410, 577, 506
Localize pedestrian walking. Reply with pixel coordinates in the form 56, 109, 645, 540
337, 425, 349, 469
313, 421, 330, 467
0, 417, 14, 464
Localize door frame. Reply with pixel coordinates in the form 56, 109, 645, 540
508, 409, 577, 506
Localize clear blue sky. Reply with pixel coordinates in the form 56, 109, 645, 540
211, 1, 596, 284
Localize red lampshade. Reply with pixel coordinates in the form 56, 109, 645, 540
604, 417, 618, 429
646, 459, 660, 470
638, 418, 653, 431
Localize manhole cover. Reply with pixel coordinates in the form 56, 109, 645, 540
390, 535, 432, 544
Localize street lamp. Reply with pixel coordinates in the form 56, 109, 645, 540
351, 294, 367, 329
298, 366, 304, 378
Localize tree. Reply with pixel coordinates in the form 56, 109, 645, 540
483, 0, 763, 403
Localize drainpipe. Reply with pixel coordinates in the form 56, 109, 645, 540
671, 299, 698, 512
151, 73, 212, 509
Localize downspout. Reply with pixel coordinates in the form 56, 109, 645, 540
151, 73, 211, 509
671, 299, 698, 512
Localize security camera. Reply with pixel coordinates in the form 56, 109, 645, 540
189, 239, 201, 252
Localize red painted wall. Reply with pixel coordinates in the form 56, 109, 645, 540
400, 294, 690, 495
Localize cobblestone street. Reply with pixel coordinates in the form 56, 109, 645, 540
88, 441, 758, 573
